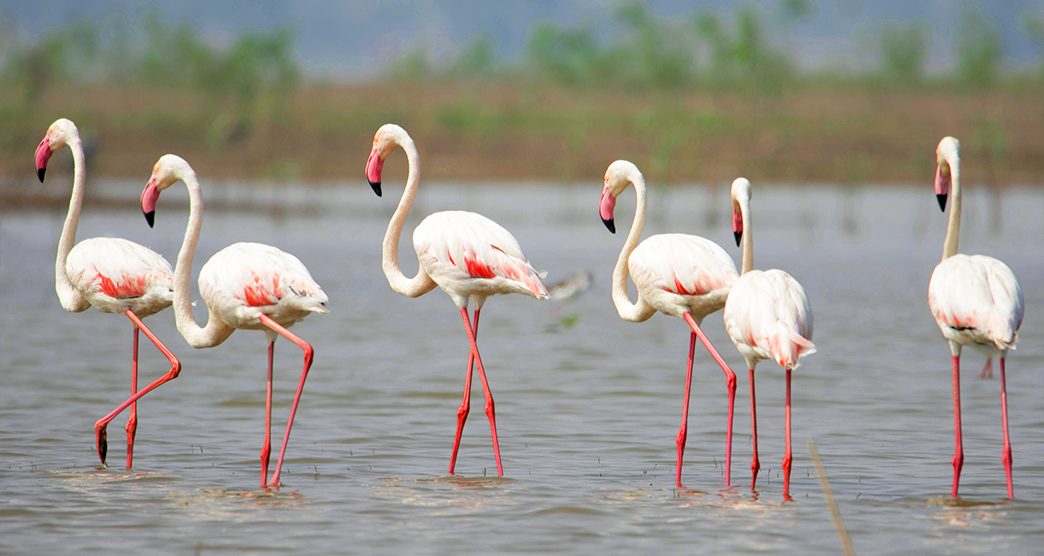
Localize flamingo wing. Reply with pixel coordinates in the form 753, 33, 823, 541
724, 269, 815, 370
630, 233, 738, 298
929, 254, 1023, 350
199, 242, 328, 318
65, 237, 174, 312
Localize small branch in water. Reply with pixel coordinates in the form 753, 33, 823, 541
807, 440, 855, 556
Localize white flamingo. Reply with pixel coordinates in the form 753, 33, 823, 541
34, 118, 181, 470
599, 160, 739, 489
140, 154, 328, 489
928, 137, 1023, 498
721, 178, 815, 499
366, 124, 548, 476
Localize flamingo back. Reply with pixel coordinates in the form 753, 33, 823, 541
723, 269, 815, 370
929, 254, 1023, 351
65, 237, 174, 316
413, 210, 548, 303
628, 233, 738, 318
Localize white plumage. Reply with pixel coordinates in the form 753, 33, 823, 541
724, 269, 815, 370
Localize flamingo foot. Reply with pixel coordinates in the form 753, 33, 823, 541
751, 457, 761, 490
125, 416, 137, 470
95, 423, 109, 467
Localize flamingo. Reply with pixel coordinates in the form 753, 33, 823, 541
928, 137, 1023, 498
365, 124, 548, 476
598, 160, 739, 489
721, 178, 815, 499
140, 154, 328, 489
34, 118, 181, 470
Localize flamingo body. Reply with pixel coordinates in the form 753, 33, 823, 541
628, 233, 737, 319
724, 269, 815, 371
66, 237, 174, 316
928, 254, 1022, 353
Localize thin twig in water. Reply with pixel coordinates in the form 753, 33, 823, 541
807, 440, 855, 556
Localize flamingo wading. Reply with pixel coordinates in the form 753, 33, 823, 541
598, 160, 739, 489
141, 154, 328, 489
928, 137, 1023, 498
34, 118, 181, 470
366, 124, 549, 476
721, 178, 815, 499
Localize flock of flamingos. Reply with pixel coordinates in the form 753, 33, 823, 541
32, 118, 1024, 500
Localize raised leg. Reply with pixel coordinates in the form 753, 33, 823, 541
458, 307, 503, 476
94, 310, 181, 468
749, 368, 760, 490
675, 332, 697, 489
782, 368, 793, 501
260, 340, 275, 487
951, 354, 964, 498
980, 357, 993, 379
999, 356, 1013, 498
449, 308, 480, 475
125, 326, 140, 470
259, 314, 314, 489
681, 312, 736, 487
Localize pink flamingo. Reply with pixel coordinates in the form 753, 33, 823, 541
34, 118, 181, 470
598, 160, 739, 489
365, 124, 548, 476
928, 137, 1023, 498
721, 178, 815, 499
140, 154, 328, 488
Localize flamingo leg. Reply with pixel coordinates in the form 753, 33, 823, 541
681, 312, 736, 487
980, 357, 993, 379
951, 354, 964, 497
260, 340, 275, 487
999, 356, 1013, 498
94, 310, 181, 468
125, 326, 140, 470
749, 368, 760, 490
458, 307, 503, 476
258, 314, 314, 489
674, 331, 697, 489
782, 368, 793, 501
449, 308, 480, 475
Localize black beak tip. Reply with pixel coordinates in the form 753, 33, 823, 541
369, 180, 382, 197
144, 211, 155, 228
37, 167, 46, 182
602, 217, 616, 234
734, 231, 742, 247
936, 193, 948, 212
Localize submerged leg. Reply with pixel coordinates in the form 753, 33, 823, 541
782, 368, 793, 501
999, 356, 1013, 498
449, 308, 480, 475
980, 357, 993, 379
260, 340, 275, 487
125, 326, 140, 470
951, 354, 964, 498
459, 307, 503, 476
749, 368, 760, 490
259, 314, 314, 489
681, 312, 736, 487
674, 332, 697, 489
94, 310, 181, 468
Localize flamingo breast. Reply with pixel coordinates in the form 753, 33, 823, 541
66, 237, 174, 316
929, 254, 1023, 351
628, 233, 738, 318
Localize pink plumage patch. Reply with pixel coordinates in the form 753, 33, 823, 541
96, 272, 147, 299
242, 274, 282, 307
464, 254, 497, 279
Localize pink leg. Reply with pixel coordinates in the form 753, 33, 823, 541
674, 331, 697, 488
782, 368, 793, 501
951, 354, 964, 498
749, 368, 760, 490
681, 312, 736, 487
449, 308, 479, 475
980, 357, 993, 379
94, 310, 181, 468
999, 356, 1013, 498
260, 340, 275, 487
258, 315, 314, 489
458, 307, 503, 476
125, 326, 140, 470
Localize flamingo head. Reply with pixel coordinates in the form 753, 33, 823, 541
600, 160, 642, 234
935, 136, 959, 212
142, 154, 194, 228
367, 123, 408, 197
35, 118, 78, 183
730, 177, 751, 247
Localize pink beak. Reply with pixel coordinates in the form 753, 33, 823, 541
141, 177, 161, 227
366, 147, 385, 196
35, 137, 53, 182
599, 188, 617, 233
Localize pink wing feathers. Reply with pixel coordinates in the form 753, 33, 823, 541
724, 269, 815, 370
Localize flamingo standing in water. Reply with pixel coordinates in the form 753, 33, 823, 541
928, 137, 1023, 498
34, 118, 181, 470
598, 160, 739, 489
140, 154, 328, 488
721, 178, 815, 499
365, 124, 548, 476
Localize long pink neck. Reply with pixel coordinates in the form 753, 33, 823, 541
55, 138, 89, 312
382, 132, 436, 297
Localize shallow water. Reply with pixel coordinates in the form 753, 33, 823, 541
1, 181, 1043, 554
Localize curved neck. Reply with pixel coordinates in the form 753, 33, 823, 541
382, 135, 436, 297
739, 196, 753, 274
942, 162, 961, 260
55, 139, 87, 310
172, 172, 234, 348
612, 171, 655, 322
